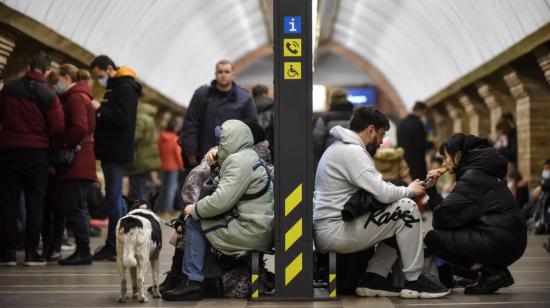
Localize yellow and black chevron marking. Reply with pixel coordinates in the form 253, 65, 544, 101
329, 274, 336, 298
284, 184, 303, 286
251, 273, 259, 299
328, 251, 337, 298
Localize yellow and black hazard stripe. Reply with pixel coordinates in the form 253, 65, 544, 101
284, 183, 303, 286
329, 251, 337, 298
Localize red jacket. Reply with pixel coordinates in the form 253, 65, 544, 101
158, 131, 183, 171
55, 80, 97, 182
0, 71, 64, 149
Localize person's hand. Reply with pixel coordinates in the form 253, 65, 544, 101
533, 185, 542, 200
187, 155, 198, 167
204, 147, 219, 165
91, 99, 101, 110
408, 179, 426, 197
425, 168, 445, 189
183, 204, 194, 218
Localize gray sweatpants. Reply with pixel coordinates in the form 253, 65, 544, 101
314, 198, 423, 281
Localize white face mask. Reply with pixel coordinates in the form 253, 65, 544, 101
54, 84, 67, 95
98, 77, 108, 88
543, 170, 550, 179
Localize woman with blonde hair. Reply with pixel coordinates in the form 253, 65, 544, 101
52, 64, 97, 265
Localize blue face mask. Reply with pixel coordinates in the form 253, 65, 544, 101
98, 77, 108, 88
543, 170, 550, 179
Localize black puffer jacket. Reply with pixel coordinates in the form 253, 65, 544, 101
426, 138, 527, 267
94, 68, 141, 165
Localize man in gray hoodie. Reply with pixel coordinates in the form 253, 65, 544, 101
314, 107, 449, 299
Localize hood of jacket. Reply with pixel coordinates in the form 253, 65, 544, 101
64, 80, 92, 100
218, 120, 253, 164
374, 147, 405, 162
329, 125, 365, 148
456, 136, 507, 180
107, 66, 142, 95
114, 66, 137, 79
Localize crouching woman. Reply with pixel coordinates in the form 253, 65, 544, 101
162, 120, 274, 301
424, 133, 527, 294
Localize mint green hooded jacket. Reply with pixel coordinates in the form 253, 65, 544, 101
190, 120, 274, 257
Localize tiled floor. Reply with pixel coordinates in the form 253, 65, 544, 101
1, 224, 549, 307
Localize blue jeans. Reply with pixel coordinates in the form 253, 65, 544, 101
102, 162, 126, 248
182, 217, 221, 282
129, 173, 148, 200
158, 171, 179, 212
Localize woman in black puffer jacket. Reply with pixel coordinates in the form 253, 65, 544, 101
424, 133, 527, 295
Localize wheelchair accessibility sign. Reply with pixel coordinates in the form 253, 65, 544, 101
284, 39, 301, 57
284, 62, 301, 80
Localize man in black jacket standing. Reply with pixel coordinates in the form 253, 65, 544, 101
397, 102, 431, 181
180, 60, 257, 169
89, 55, 141, 260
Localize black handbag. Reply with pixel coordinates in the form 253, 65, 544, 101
341, 189, 387, 222
49, 142, 83, 168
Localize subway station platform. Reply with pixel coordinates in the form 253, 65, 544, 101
1, 223, 548, 308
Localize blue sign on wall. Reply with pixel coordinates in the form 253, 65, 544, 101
345, 87, 377, 106
284, 16, 301, 34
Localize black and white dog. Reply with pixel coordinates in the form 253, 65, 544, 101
116, 193, 162, 303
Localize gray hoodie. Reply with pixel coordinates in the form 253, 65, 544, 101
313, 126, 415, 229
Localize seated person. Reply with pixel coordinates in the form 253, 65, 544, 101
158, 121, 273, 297
162, 120, 274, 301
523, 158, 550, 232
314, 106, 449, 299
424, 133, 527, 295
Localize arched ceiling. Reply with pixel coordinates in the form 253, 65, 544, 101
333, 0, 550, 108
2, 0, 549, 109
0, 0, 269, 107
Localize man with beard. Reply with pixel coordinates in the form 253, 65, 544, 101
313, 107, 449, 299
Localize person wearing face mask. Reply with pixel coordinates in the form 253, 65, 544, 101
0, 51, 65, 266
424, 133, 527, 295
89, 55, 141, 261
397, 102, 431, 182
49, 64, 97, 265
313, 107, 450, 299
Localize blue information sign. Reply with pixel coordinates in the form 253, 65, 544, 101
284, 16, 301, 34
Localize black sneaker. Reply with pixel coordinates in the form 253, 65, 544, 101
401, 274, 450, 299
0, 250, 16, 266
24, 250, 47, 266
356, 272, 401, 297
464, 267, 514, 295
92, 245, 116, 261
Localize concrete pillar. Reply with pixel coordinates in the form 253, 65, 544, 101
502, 54, 550, 187
458, 91, 490, 138
445, 99, 468, 134
476, 79, 516, 140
